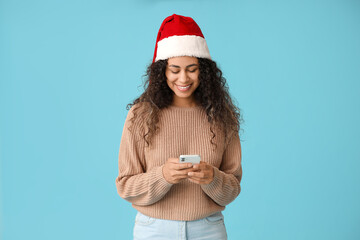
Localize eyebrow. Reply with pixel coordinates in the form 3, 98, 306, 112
168, 64, 198, 68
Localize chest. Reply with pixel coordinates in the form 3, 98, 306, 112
144, 117, 226, 169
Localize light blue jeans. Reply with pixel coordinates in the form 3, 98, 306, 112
133, 211, 227, 240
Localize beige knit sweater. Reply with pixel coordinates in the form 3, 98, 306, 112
115, 102, 242, 221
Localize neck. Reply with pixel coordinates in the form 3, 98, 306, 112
172, 96, 198, 108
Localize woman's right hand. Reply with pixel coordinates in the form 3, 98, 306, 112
162, 158, 195, 184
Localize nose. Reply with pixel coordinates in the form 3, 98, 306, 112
178, 70, 189, 83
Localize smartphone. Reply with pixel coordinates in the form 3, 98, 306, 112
179, 155, 201, 165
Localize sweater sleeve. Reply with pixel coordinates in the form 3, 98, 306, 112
115, 106, 173, 206
201, 130, 242, 206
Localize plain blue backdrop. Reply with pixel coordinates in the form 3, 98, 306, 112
1, 0, 359, 239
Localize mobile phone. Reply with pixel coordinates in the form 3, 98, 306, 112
179, 155, 201, 165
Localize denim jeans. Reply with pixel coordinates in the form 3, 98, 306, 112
133, 211, 227, 240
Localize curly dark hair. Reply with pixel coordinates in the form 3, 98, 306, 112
126, 57, 244, 150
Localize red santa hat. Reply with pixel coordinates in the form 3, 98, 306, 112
152, 14, 211, 63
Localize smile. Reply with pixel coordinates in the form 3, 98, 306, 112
176, 84, 192, 92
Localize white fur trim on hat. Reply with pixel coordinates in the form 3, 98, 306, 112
155, 35, 211, 61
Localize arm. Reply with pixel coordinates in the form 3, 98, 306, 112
115, 107, 173, 206
200, 131, 242, 206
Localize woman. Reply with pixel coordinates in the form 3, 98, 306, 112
115, 14, 243, 240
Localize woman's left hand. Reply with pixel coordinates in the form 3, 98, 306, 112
187, 161, 214, 185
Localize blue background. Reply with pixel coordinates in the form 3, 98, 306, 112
1, 0, 359, 239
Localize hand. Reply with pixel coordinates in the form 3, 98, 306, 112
162, 158, 195, 184
187, 161, 214, 185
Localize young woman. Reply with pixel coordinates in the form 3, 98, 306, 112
115, 14, 243, 240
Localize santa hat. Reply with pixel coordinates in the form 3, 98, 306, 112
152, 14, 211, 63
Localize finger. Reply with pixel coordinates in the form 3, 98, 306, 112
174, 174, 190, 180
188, 177, 205, 185
192, 164, 201, 170
188, 175, 204, 181
168, 158, 181, 163
173, 168, 196, 177
188, 171, 206, 179
168, 158, 194, 169
172, 163, 193, 170
193, 162, 208, 170
198, 161, 209, 166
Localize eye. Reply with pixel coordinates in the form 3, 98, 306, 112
171, 71, 180, 74
188, 68, 198, 73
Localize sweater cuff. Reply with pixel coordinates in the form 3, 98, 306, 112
150, 165, 174, 190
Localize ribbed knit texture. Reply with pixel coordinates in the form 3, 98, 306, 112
115, 102, 242, 221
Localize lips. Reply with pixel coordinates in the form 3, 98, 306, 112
176, 84, 192, 92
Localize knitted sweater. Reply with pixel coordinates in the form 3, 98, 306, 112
115, 102, 242, 221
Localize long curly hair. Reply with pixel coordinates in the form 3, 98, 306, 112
126, 57, 244, 150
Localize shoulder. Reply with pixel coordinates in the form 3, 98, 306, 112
125, 102, 151, 129
127, 102, 150, 117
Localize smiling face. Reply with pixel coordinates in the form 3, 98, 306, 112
165, 56, 200, 107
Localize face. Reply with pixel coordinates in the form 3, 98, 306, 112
165, 56, 200, 106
